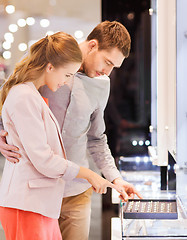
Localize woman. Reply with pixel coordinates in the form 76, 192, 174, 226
0, 32, 120, 240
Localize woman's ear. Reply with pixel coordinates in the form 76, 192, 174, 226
46, 63, 54, 72
88, 39, 98, 52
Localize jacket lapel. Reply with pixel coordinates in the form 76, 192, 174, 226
47, 107, 67, 157
25, 82, 67, 158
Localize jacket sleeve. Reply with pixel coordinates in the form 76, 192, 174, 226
87, 81, 122, 182
8, 92, 80, 181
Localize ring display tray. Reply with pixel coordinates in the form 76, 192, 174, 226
123, 199, 178, 219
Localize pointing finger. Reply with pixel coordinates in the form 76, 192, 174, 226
134, 189, 143, 199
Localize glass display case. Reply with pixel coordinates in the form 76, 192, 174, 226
112, 157, 187, 239
120, 193, 187, 239
112, 190, 187, 240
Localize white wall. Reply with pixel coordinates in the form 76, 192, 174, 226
150, 0, 176, 166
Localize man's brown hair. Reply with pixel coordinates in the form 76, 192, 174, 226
87, 20, 131, 58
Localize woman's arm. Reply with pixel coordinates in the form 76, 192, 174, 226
76, 166, 122, 194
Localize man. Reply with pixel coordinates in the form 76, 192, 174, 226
0, 21, 141, 240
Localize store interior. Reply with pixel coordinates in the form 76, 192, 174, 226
0, 0, 187, 239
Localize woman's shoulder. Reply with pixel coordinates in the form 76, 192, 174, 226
8, 83, 38, 100
9, 82, 33, 94
4, 83, 41, 111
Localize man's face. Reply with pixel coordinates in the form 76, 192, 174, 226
82, 43, 125, 78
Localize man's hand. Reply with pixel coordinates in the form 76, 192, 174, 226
113, 177, 143, 202
0, 130, 21, 163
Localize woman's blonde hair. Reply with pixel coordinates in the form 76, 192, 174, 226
0, 31, 82, 108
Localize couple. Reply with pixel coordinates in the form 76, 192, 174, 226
0, 21, 141, 240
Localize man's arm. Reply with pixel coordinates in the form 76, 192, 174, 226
87, 117, 121, 181
0, 116, 20, 163
87, 111, 142, 201
87, 83, 142, 201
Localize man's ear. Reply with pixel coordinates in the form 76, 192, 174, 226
88, 39, 98, 52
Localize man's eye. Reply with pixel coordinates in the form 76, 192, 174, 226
66, 74, 71, 78
106, 61, 110, 65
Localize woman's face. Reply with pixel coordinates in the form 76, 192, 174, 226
45, 62, 81, 92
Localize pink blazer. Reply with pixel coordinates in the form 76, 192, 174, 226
0, 82, 80, 219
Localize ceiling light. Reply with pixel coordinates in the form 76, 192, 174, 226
18, 43, 27, 52
9, 24, 18, 33
40, 19, 50, 28
26, 17, 35, 26
5, 5, 15, 14
46, 31, 54, 35
4, 33, 14, 43
127, 12, 135, 20
74, 30, 84, 39
3, 51, 11, 59
3, 42, 11, 50
17, 19, 26, 27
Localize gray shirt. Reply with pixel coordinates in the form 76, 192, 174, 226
40, 72, 122, 197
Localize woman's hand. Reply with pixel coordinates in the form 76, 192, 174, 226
76, 167, 122, 194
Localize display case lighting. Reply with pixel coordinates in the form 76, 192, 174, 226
138, 140, 144, 146
143, 156, 149, 162
145, 140, 150, 146
132, 140, 137, 146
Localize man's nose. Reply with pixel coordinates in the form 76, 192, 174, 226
102, 66, 114, 76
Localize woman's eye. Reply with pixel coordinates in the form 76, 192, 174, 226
65, 74, 71, 78
106, 61, 110, 65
